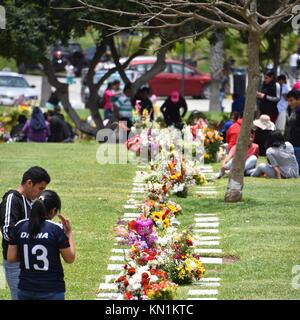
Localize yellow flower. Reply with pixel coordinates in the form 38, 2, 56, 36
163, 218, 170, 229
152, 211, 162, 221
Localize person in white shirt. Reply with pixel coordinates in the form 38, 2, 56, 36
289, 50, 300, 85
65, 61, 75, 85
276, 74, 291, 133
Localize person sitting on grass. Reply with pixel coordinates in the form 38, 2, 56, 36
7, 190, 75, 300
226, 112, 243, 152
214, 131, 259, 179
220, 111, 240, 143
250, 130, 299, 179
253, 114, 275, 156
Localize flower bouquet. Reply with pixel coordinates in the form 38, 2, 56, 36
203, 128, 223, 163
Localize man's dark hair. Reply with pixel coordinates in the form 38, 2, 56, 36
287, 89, 300, 100
21, 166, 51, 185
265, 70, 275, 78
277, 74, 287, 82
113, 80, 120, 85
231, 111, 240, 122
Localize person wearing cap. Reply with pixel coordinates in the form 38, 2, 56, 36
160, 90, 188, 130
253, 114, 275, 156
257, 70, 281, 123
250, 130, 299, 179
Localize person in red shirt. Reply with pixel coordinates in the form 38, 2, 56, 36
226, 116, 243, 151
215, 131, 259, 179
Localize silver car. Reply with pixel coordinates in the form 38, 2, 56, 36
0, 71, 39, 106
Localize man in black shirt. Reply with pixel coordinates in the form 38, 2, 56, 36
0, 167, 50, 299
160, 90, 188, 130
286, 90, 300, 147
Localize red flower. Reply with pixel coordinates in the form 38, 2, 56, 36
142, 272, 149, 279
128, 220, 137, 231
186, 239, 193, 246
124, 291, 133, 300
137, 258, 145, 266
124, 280, 129, 287
116, 275, 126, 283
128, 267, 136, 276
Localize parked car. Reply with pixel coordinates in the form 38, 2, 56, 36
128, 56, 211, 98
81, 68, 140, 104
51, 42, 86, 76
0, 71, 38, 106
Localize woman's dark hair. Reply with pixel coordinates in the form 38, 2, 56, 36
28, 190, 61, 238
266, 130, 285, 149
106, 82, 113, 90
21, 166, 51, 185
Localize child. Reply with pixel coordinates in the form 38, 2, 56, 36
7, 190, 75, 300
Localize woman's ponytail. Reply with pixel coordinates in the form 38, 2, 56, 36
28, 190, 61, 238
28, 200, 47, 238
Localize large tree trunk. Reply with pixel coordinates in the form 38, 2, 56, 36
41, 58, 97, 136
224, 30, 261, 202
209, 28, 225, 111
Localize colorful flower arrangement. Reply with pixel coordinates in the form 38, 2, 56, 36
202, 128, 223, 163
113, 127, 210, 300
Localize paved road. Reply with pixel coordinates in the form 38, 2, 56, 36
24, 74, 232, 112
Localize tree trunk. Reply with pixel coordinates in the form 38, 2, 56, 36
209, 28, 225, 111
41, 58, 97, 136
40, 75, 52, 108
224, 30, 261, 203
272, 35, 281, 76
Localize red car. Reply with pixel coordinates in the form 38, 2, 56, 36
128, 56, 211, 98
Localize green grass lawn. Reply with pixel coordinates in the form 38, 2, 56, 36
1, 142, 300, 300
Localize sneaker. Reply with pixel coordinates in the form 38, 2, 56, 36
214, 171, 225, 180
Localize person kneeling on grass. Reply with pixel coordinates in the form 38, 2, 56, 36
215, 131, 259, 179
250, 130, 299, 179
7, 190, 75, 300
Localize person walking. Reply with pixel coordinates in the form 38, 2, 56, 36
0, 167, 51, 299
65, 61, 75, 85
7, 190, 75, 300
257, 70, 281, 123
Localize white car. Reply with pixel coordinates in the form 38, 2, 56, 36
0, 71, 39, 106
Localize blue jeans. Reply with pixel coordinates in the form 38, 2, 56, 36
225, 155, 257, 176
250, 163, 276, 178
18, 290, 65, 300
3, 260, 20, 300
104, 109, 112, 120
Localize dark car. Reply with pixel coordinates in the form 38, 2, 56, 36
51, 42, 86, 76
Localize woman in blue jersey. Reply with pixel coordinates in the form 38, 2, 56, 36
7, 190, 75, 300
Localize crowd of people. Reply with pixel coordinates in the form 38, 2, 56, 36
216, 70, 300, 180
9, 106, 74, 143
